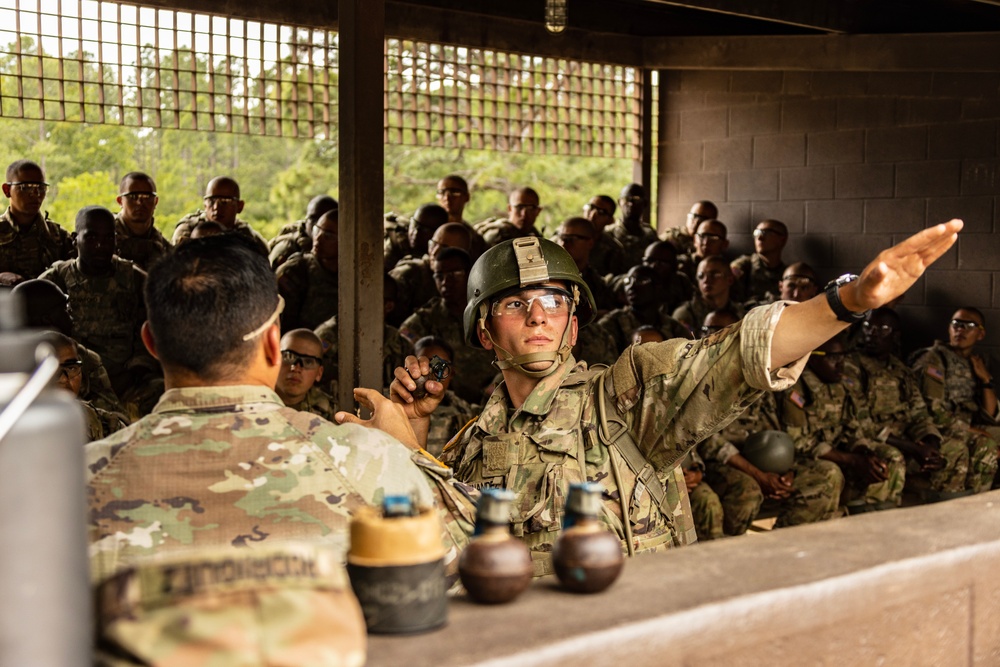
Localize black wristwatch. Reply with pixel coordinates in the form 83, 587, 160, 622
824, 274, 870, 323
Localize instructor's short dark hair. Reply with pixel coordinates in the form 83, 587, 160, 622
145, 235, 279, 379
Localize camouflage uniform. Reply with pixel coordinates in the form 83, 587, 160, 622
911, 341, 1000, 493
440, 302, 809, 573
474, 218, 542, 249
851, 352, 965, 496
0, 207, 74, 280
286, 385, 337, 421
267, 219, 311, 270
81, 399, 128, 443
580, 265, 618, 314
590, 233, 629, 278
731, 253, 785, 304
79, 343, 129, 419
399, 297, 498, 406
314, 316, 412, 395
425, 390, 476, 458
112, 214, 171, 271
610, 270, 695, 314
661, 226, 695, 257
383, 213, 410, 272
700, 391, 844, 534
596, 306, 692, 354
276, 252, 339, 331
389, 255, 436, 325
682, 451, 724, 541
86, 385, 477, 585
172, 212, 269, 256
572, 322, 620, 368
672, 296, 747, 334
605, 220, 658, 268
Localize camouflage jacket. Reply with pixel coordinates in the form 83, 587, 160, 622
286, 385, 337, 421
596, 306, 692, 354
782, 368, 868, 459
389, 255, 435, 323
86, 385, 476, 584
314, 316, 412, 395
474, 218, 542, 249
79, 343, 129, 418
661, 226, 695, 256
589, 233, 629, 279
267, 219, 311, 270
113, 215, 171, 271
425, 390, 476, 458
854, 353, 940, 443
699, 391, 781, 465
399, 297, 498, 406
276, 252, 339, 331
572, 322, 620, 369
40, 257, 151, 376
606, 220, 659, 268
440, 302, 807, 569
672, 295, 747, 334
172, 211, 270, 256
0, 207, 74, 280
81, 399, 128, 443
383, 213, 410, 272
608, 271, 694, 314
731, 253, 785, 304
580, 265, 619, 315
911, 341, 997, 428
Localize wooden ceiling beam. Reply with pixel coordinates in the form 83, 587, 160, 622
641, 0, 851, 33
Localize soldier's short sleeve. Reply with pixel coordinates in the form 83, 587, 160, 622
740, 301, 809, 391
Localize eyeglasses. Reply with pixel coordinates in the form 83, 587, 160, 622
436, 188, 466, 197
204, 195, 239, 206
687, 212, 711, 222
695, 232, 723, 242
122, 192, 157, 202
696, 270, 727, 281
950, 319, 982, 332
512, 204, 540, 213
623, 276, 653, 287
58, 359, 83, 380
281, 350, 322, 370
491, 288, 573, 318
432, 269, 466, 282
409, 219, 437, 233
781, 277, 816, 289
558, 233, 592, 243
753, 228, 786, 239
861, 321, 894, 335
622, 196, 645, 204
6, 181, 49, 196
583, 203, 612, 217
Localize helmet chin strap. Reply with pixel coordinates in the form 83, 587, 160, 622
478, 285, 579, 380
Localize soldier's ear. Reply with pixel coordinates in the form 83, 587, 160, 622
140, 321, 159, 359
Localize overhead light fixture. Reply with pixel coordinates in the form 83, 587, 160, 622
545, 0, 567, 33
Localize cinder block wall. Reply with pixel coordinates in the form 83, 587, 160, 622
656, 69, 1000, 360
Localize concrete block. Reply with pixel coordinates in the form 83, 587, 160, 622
663, 141, 703, 173
715, 202, 750, 230
678, 70, 731, 93
864, 198, 927, 234
677, 172, 727, 205
996, 196, 1000, 233
660, 71, 681, 93
728, 169, 779, 202
835, 164, 895, 199
657, 204, 687, 233
806, 199, 864, 234
958, 233, 1000, 271
807, 129, 864, 165
897, 98, 963, 126
730, 103, 781, 137
962, 159, 1000, 195
704, 92, 759, 107
659, 111, 680, 144
727, 233, 753, 258
754, 133, 806, 168
932, 72, 1000, 99
680, 107, 728, 141
782, 99, 837, 132
808, 71, 869, 96
750, 201, 805, 234
837, 98, 897, 129
866, 126, 927, 163
925, 270, 992, 307
867, 72, 933, 97
703, 136, 753, 172
963, 97, 1000, 121
926, 196, 993, 234
831, 232, 894, 267
665, 91, 709, 112
994, 274, 1000, 309
784, 233, 830, 269
929, 121, 997, 159
658, 172, 679, 203
780, 167, 835, 200
730, 71, 783, 94
896, 160, 962, 197
782, 71, 811, 96
900, 304, 957, 352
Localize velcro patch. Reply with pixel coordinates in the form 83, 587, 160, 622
925, 366, 945, 382
789, 390, 806, 409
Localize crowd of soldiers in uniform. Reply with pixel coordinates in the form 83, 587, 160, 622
2, 157, 997, 543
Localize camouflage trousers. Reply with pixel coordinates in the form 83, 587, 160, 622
705, 459, 843, 535
911, 431, 970, 495
842, 442, 906, 507
688, 482, 724, 542
967, 427, 999, 493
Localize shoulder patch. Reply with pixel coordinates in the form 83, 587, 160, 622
842, 376, 858, 390
789, 390, 806, 409
925, 366, 945, 382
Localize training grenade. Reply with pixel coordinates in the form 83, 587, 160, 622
742, 429, 796, 474
346, 495, 448, 634
458, 488, 533, 604
552, 482, 624, 594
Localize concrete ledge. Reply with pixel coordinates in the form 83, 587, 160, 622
368, 491, 1000, 666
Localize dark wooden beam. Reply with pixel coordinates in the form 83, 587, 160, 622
633, 68, 653, 193
642, 0, 850, 33
643, 32, 1000, 71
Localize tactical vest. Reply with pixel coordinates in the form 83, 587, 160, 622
0, 211, 71, 279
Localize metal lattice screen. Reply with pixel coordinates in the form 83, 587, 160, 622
385, 39, 642, 158
0, 1, 644, 157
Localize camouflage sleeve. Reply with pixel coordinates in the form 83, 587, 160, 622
671, 302, 695, 332
37, 262, 68, 291
398, 310, 429, 344
276, 256, 309, 330
900, 366, 942, 442
171, 218, 196, 245
409, 453, 476, 580
911, 349, 951, 426
698, 432, 739, 464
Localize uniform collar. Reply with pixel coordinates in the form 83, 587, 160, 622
152, 385, 285, 413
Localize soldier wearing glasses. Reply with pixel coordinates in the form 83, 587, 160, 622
911, 307, 1000, 493
662, 199, 718, 258
581, 194, 628, 278
48, 332, 127, 442
0, 159, 74, 285
172, 176, 268, 256
435, 174, 485, 260
606, 182, 658, 268
731, 219, 788, 303
114, 171, 171, 271
475, 187, 545, 248
275, 328, 336, 420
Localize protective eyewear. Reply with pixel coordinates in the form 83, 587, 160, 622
203, 195, 239, 205
861, 321, 894, 335
558, 233, 592, 243
280, 350, 323, 370
121, 192, 157, 202
58, 359, 83, 379
490, 288, 573, 318
583, 203, 613, 216
695, 232, 723, 242
7, 181, 49, 196
436, 188, 465, 197
753, 228, 786, 239
950, 319, 981, 332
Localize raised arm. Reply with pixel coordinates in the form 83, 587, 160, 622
771, 220, 962, 370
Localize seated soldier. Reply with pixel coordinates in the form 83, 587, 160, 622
435, 174, 486, 260
277, 210, 340, 331
673, 255, 746, 334
700, 308, 741, 339
413, 336, 476, 458
911, 306, 999, 494
0, 159, 74, 285
188, 219, 226, 240
681, 450, 724, 542
794, 334, 906, 513
276, 329, 336, 420
113, 171, 171, 271
581, 194, 628, 278
474, 187, 544, 248
268, 194, 338, 270
662, 199, 717, 258
39, 206, 162, 417
554, 216, 617, 316
390, 217, 468, 327
632, 324, 665, 346
85, 234, 475, 585
640, 240, 695, 313
775, 262, 821, 304
172, 176, 269, 255
679, 218, 730, 282
731, 219, 788, 303
597, 264, 691, 353
48, 332, 127, 442
605, 183, 659, 268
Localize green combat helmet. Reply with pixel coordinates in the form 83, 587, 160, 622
742, 430, 795, 474
464, 237, 595, 379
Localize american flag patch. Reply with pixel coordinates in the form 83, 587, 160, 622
843, 376, 858, 390
789, 390, 806, 408
926, 366, 944, 382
